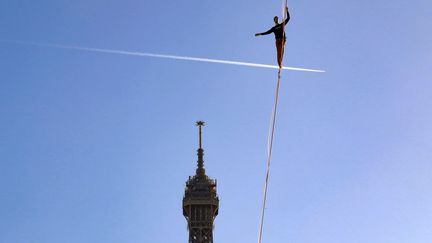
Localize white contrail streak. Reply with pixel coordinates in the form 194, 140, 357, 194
1, 40, 325, 73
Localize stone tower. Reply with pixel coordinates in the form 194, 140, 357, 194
183, 121, 219, 243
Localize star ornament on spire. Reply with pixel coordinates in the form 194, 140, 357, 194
196, 121, 205, 127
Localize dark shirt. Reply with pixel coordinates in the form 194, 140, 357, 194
259, 11, 290, 39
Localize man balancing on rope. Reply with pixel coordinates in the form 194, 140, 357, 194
255, 6, 290, 69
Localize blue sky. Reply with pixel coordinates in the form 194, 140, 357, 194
1, 0, 432, 243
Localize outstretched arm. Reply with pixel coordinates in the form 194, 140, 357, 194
255, 28, 273, 36
284, 7, 290, 25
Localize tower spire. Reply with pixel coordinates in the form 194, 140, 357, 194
197, 120, 204, 149
196, 121, 205, 176
183, 121, 219, 243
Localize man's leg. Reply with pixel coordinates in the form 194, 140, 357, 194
276, 39, 283, 68
281, 39, 286, 65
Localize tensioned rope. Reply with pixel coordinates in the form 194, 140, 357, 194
258, 1, 288, 243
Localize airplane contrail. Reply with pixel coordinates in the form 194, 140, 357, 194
1, 40, 325, 73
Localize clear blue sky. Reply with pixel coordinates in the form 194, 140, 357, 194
1, 0, 432, 242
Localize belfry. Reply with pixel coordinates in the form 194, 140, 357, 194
183, 121, 219, 243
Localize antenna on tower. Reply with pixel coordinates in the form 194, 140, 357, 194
195, 121, 206, 176
196, 121, 205, 149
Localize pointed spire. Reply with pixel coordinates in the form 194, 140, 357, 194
196, 121, 205, 176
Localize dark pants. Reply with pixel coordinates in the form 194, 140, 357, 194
276, 38, 286, 68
